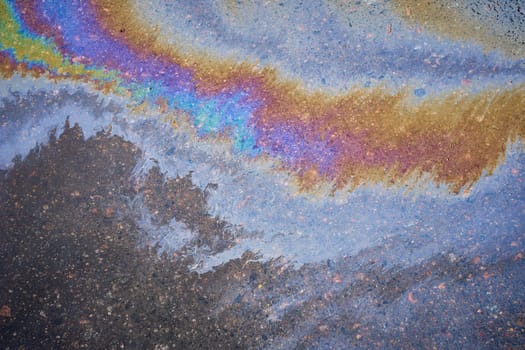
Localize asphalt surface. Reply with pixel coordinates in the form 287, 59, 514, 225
1, 2, 524, 348
1, 121, 523, 349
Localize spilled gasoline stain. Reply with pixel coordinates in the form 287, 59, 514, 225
390, 0, 525, 57
0, 0, 523, 194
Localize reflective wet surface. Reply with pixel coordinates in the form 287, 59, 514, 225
1, 1, 524, 348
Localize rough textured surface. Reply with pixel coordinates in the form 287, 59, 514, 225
1, 123, 523, 349
1, 0, 524, 348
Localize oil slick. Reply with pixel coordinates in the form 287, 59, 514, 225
0, 0, 524, 271
1, 0, 523, 194
391, 0, 525, 57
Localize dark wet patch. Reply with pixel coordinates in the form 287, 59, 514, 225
0, 122, 523, 349
141, 166, 235, 253
0, 121, 279, 349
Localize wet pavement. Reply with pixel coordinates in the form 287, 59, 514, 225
1, 121, 523, 349
1, 1, 525, 349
